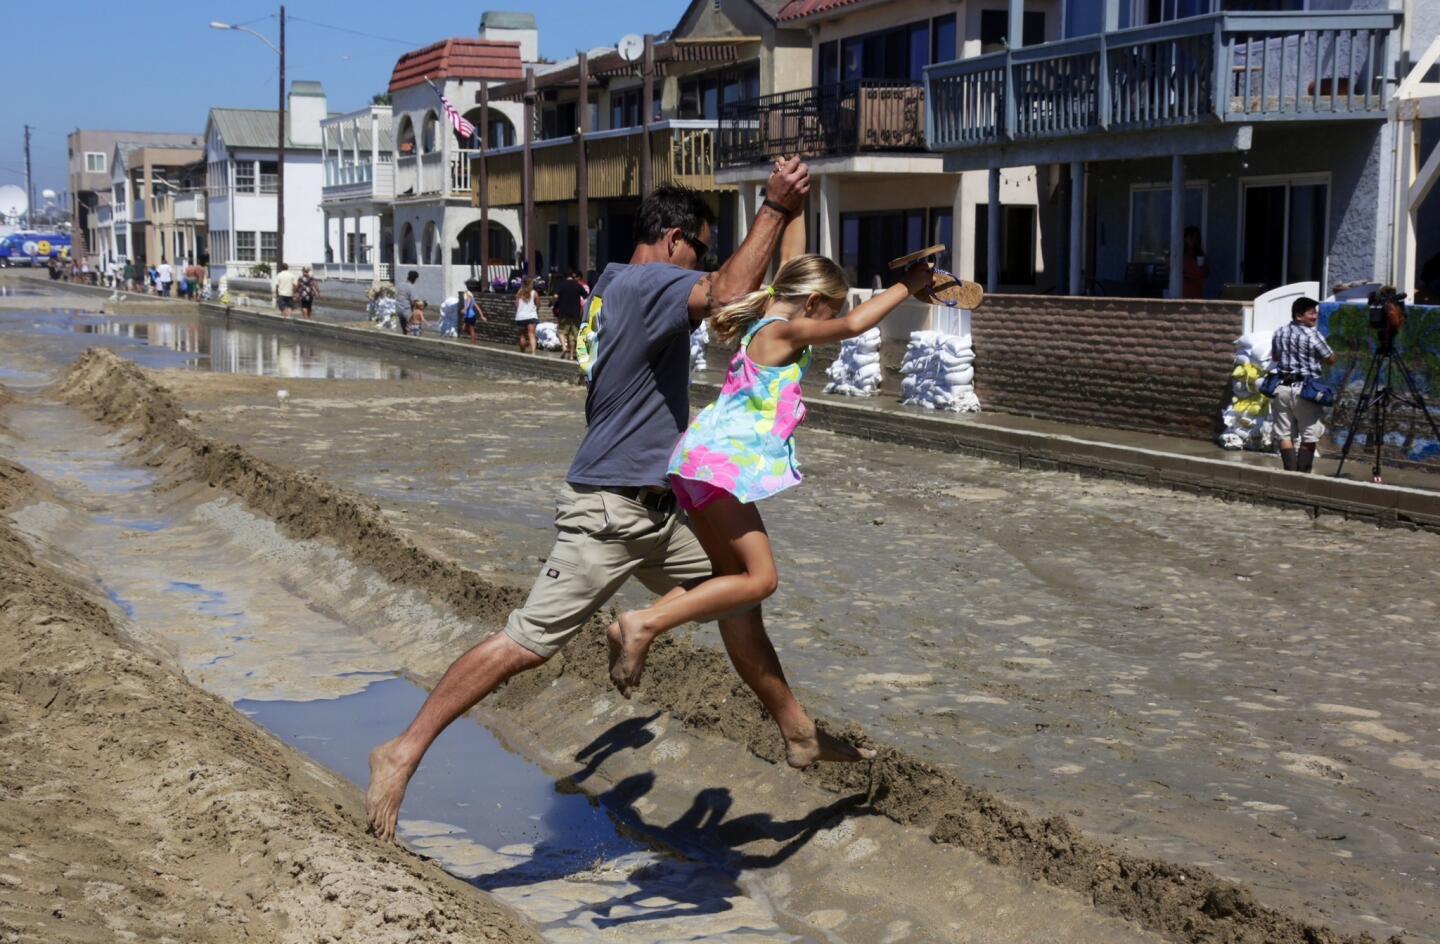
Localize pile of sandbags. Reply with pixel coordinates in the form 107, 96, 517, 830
823, 327, 883, 397
1218, 330, 1275, 450
535, 321, 563, 351
689, 321, 710, 374
899, 330, 980, 412
438, 296, 460, 338
367, 283, 398, 330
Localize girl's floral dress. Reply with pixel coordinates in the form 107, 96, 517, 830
668, 317, 811, 503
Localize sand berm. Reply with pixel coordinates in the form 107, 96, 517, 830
53, 347, 1405, 944
0, 454, 541, 938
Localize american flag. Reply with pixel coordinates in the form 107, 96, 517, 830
426, 77, 477, 143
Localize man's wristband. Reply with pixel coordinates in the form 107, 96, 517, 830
760, 198, 791, 218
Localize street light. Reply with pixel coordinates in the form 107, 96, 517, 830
211, 6, 287, 269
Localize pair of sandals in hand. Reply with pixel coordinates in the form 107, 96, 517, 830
891, 244, 985, 310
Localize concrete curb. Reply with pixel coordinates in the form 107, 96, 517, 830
198, 303, 1440, 532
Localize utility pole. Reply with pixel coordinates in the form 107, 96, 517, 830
24, 125, 33, 229
277, 3, 287, 268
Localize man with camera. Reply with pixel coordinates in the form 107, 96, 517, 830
1269, 296, 1336, 473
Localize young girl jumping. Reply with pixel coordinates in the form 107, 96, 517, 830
608, 253, 936, 714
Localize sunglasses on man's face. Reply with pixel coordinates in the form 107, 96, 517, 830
682, 233, 710, 260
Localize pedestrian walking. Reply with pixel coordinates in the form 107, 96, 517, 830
123, 261, 136, 292
273, 263, 297, 317
1269, 296, 1336, 473
407, 300, 428, 336
395, 270, 419, 335
514, 278, 539, 353
147, 265, 158, 293
157, 259, 174, 297
365, 163, 877, 846
186, 261, 204, 300
551, 270, 586, 360
461, 287, 486, 345
295, 266, 320, 319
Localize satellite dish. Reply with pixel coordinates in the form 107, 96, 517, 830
0, 184, 26, 219
617, 34, 644, 62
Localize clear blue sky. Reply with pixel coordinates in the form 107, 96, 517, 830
4, 0, 687, 199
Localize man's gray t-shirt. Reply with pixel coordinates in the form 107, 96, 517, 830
567, 262, 703, 488
395, 282, 415, 313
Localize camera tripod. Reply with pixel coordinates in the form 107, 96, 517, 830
1334, 344, 1440, 484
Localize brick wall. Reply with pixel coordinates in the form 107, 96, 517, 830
969, 295, 1244, 439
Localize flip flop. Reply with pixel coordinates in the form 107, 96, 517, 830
887, 244, 984, 310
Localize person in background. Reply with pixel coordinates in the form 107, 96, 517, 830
272, 262, 297, 317
147, 265, 159, 293
1269, 296, 1336, 474
461, 287, 486, 345
295, 266, 320, 319
551, 270, 586, 360
157, 258, 174, 297
1181, 226, 1209, 299
123, 261, 136, 292
186, 261, 204, 300
395, 270, 419, 335
514, 278, 539, 354
407, 299, 428, 336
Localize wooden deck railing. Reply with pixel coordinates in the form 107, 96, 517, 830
476, 122, 729, 207
716, 80, 926, 168
926, 10, 1401, 150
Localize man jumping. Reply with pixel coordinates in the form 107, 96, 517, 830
366, 158, 871, 843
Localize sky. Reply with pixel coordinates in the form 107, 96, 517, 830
3, 0, 688, 200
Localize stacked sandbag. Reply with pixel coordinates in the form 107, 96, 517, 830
367, 283, 398, 330
438, 296, 460, 338
689, 321, 710, 374
899, 330, 981, 412
535, 321, 563, 351
823, 327, 883, 397
1218, 330, 1275, 450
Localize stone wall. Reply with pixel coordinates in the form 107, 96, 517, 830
969, 295, 1244, 439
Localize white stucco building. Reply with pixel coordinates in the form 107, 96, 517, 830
204, 81, 328, 280
386, 17, 529, 302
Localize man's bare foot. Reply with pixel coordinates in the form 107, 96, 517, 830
605, 621, 630, 699
785, 725, 876, 769
366, 737, 417, 843
609, 610, 656, 698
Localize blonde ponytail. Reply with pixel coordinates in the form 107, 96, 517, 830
709, 254, 850, 346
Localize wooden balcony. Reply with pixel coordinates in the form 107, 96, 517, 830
925, 10, 1401, 157
476, 121, 730, 207
717, 80, 927, 169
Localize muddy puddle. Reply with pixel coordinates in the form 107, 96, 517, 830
0, 393, 808, 943
0, 306, 430, 379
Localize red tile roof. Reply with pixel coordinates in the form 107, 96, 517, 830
774, 0, 865, 22
389, 39, 523, 93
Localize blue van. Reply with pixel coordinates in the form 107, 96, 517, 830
0, 233, 72, 267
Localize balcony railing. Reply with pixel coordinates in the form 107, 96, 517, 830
394, 150, 478, 199
479, 122, 728, 206
717, 80, 926, 168
173, 193, 205, 222
925, 10, 1400, 151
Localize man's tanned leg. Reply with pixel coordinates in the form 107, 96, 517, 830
366, 632, 545, 842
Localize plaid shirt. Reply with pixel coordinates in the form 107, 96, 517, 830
1270, 322, 1333, 380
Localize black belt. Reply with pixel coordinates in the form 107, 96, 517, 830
599, 485, 676, 514
1278, 372, 1308, 385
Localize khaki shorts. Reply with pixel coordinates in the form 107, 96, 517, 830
1271, 383, 1327, 443
503, 483, 713, 658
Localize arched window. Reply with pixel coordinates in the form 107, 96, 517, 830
396, 116, 416, 157
399, 222, 416, 265
421, 110, 439, 153
461, 108, 516, 149
422, 221, 441, 265
455, 219, 517, 265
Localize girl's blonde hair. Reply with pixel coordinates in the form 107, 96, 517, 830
709, 254, 849, 345
517, 278, 534, 302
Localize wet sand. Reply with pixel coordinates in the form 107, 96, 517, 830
153, 364, 1440, 942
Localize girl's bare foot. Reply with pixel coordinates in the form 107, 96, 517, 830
610, 610, 657, 697
365, 737, 418, 843
605, 621, 629, 699
785, 724, 876, 769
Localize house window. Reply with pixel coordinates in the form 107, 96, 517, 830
1129, 183, 1206, 264
260, 231, 278, 263
819, 41, 840, 85
85, 152, 107, 173
979, 10, 1047, 52
609, 88, 644, 129
235, 160, 256, 194
113, 183, 126, 211
841, 208, 947, 288
116, 233, 128, 257
236, 231, 256, 261
1240, 177, 1328, 291
931, 14, 957, 64
974, 204, 1038, 286
681, 63, 762, 119
259, 161, 279, 194
541, 102, 577, 140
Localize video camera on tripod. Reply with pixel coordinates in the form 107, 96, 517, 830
1367, 287, 1406, 354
